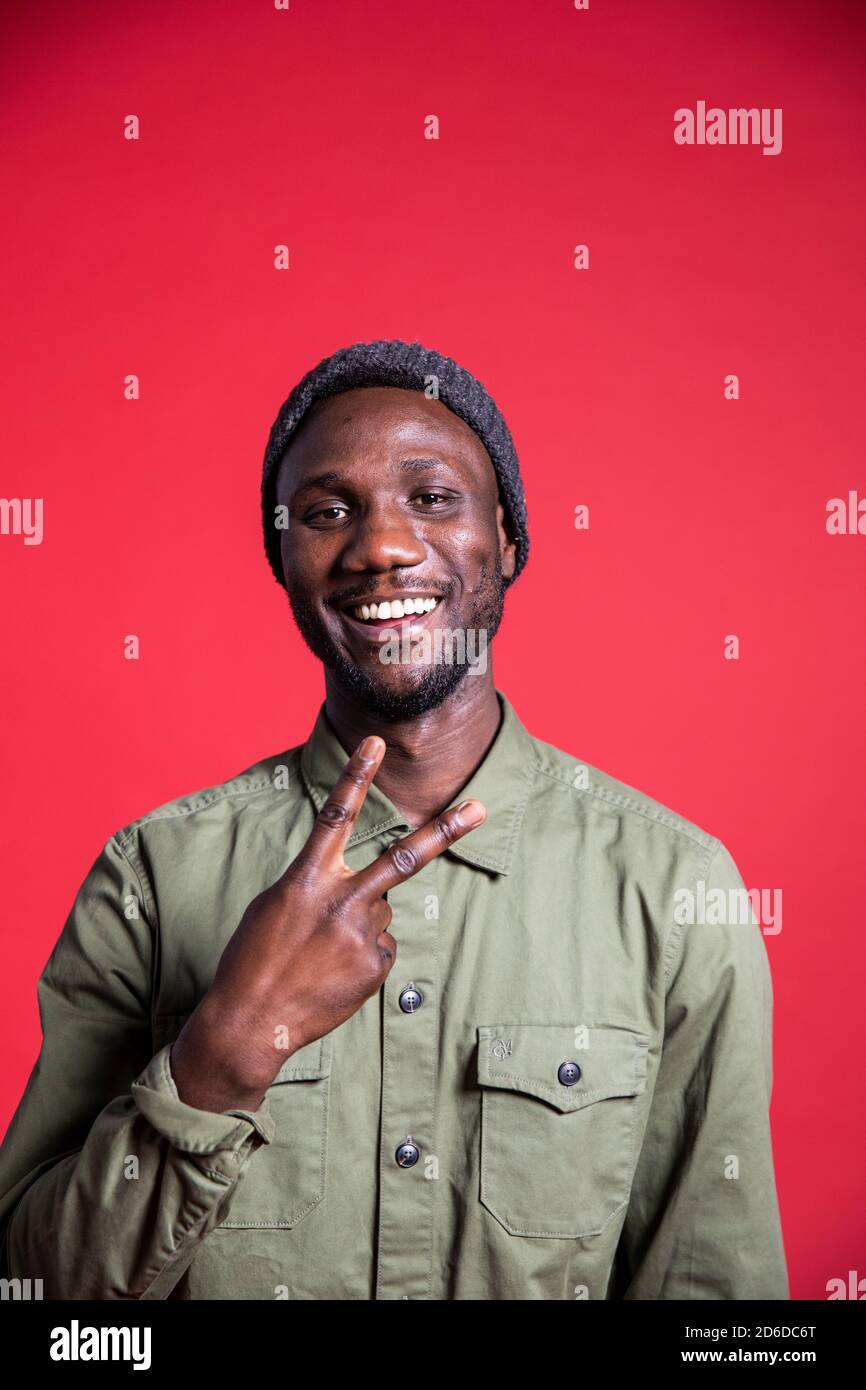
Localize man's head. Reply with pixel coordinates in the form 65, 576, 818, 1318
261, 340, 529, 721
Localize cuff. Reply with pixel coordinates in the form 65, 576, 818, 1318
131, 1044, 276, 1152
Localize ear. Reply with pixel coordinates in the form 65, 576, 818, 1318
496, 500, 517, 581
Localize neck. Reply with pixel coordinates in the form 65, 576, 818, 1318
324, 669, 502, 830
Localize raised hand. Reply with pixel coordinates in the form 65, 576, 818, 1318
170, 735, 486, 1113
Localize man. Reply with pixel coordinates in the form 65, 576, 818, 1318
0, 339, 788, 1300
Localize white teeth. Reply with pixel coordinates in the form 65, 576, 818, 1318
349, 596, 440, 621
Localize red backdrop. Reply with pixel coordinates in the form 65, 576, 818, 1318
2, 0, 864, 1300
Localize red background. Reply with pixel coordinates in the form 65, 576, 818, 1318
2, 0, 864, 1299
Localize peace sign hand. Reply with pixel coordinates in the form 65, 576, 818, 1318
170, 736, 486, 1114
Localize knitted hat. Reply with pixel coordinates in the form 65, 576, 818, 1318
261, 339, 529, 590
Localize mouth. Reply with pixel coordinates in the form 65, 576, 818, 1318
333, 593, 445, 639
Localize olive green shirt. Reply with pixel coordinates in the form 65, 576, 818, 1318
0, 691, 788, 1300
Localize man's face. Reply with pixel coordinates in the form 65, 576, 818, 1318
274, 386, 517, 720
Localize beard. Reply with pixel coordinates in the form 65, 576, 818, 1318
286, 557, 507, 722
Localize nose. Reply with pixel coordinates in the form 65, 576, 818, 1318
339, 503, 428, 574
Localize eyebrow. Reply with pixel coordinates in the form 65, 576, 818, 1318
293, 471, 345, 496
399, 456, 450, 472
292, 457, 456, 497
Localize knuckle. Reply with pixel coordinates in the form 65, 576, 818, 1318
434, 813, 458, 845
317, 798, 351, 830
342, 765, 369, 790
378, 934, 397, 966
387, 842, 418, 878
371, 900, 392, 932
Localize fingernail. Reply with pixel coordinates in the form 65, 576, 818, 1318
456, 799, 486, 827
359, 736, 383, 762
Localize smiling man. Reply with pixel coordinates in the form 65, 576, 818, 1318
0, 339, 789, 1301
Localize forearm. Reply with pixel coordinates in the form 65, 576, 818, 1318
2, 1045, 273, 1300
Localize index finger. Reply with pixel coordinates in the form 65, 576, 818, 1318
301, 735, 386, 868
352, 799, 487, 899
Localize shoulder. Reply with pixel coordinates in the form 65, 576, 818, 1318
111, 743, 306, 851
525, 728, 721, 866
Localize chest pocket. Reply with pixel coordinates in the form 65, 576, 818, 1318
477, 1022, 649, 1239
152, 1013, 332, 1229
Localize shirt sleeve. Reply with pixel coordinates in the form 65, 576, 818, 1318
0, 833, 275, 1301
615, 838, 789, 1300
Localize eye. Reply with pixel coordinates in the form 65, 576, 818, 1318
413, 491, 455, 508
305, 504, 350, 525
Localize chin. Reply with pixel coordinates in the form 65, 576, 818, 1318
331, 659, 473, 722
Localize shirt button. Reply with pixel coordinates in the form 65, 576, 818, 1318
395, 1136, 420, 1168
398, 983, 424, 1013
558, 1061, 582, 1086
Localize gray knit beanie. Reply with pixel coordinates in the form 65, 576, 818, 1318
261, 339, 529, 590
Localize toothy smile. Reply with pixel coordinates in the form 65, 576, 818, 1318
347, 596, 441, 623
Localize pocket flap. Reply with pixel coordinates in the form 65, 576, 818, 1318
272, 1033, 332, 1082
477, 1022, 649, 1114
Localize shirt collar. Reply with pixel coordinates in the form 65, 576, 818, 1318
299, 689, 538, 876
